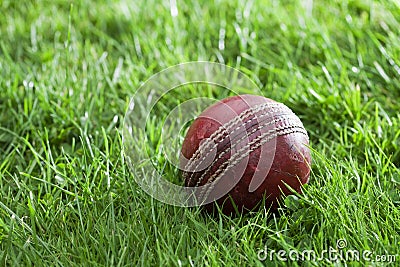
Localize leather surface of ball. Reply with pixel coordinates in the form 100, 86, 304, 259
180, 94, 311, 214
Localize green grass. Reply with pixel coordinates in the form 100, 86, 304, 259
1, 0, 400, 266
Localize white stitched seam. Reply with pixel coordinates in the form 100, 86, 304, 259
185, 102, 292, 185
200, 126, 307, 200
184, 103, 286, 168
191, 113, 306, 189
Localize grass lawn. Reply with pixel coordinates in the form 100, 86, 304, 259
1, 0, 399, 266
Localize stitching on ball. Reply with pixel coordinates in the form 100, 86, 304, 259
193, 115, 302, 187
200, 126, 307, 200
201, 121, 305, 189
184, 102, 280, 173
184, 102, 291, 185
193, 111, 307, 190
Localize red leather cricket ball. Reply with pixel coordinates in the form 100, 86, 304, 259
180, 94, 311, 214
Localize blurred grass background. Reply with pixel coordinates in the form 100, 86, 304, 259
0, 0, 399, 266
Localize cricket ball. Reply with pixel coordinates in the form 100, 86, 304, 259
180, 94, 311, 214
